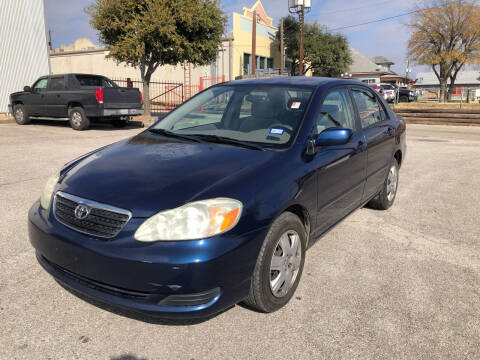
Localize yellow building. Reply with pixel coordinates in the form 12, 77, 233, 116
231, 1, 280, 78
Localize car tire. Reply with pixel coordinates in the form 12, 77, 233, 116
112, 118, 128, 128
14, 104, 30, 125
69, 107, 90, 131
368, 159, 399, 210
243, 212, 306, 313
399, 95, 408, 103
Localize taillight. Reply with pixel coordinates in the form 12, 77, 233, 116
95, 88, 104, 104
139, 91, 143, 104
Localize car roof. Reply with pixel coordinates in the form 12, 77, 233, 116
226, 76, 368, 89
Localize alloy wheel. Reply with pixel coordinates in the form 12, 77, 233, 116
386, 165, 398, 201
269, 230, 302, 298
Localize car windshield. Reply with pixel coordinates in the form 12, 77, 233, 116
152, 84, 314, 149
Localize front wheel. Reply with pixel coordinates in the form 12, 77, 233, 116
368, 160, 399, 210
14, 104, 30, 125
69, 107, 90, 131
243, 212, 306, 313
399, 95, 409, 103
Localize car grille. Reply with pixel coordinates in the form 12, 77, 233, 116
54, 191, 131, 239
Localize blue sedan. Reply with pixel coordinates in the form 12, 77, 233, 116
28, 77, 406, 318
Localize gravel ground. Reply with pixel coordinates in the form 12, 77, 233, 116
0, 121, 479, 360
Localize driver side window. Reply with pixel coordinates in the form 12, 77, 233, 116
316, 88, 355, 134
32, 78, 48, 92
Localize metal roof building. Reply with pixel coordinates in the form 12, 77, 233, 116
0, 0, 50, 113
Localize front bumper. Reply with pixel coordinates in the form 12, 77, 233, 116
29, 201, 267, 318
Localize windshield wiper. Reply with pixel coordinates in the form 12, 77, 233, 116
191, 134, 264, 151
148, 128, 204, 143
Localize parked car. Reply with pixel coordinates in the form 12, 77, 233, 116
28, 77, 406, 318
394, 85, 417, 102
380, 84, 396, 103
9, 74, 143, 130
369, 83, 383, 95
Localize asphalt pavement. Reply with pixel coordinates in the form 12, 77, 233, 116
0, 120, 479, 359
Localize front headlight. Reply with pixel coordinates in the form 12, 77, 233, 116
40, 171, 60, 209
134, 198, 243, 242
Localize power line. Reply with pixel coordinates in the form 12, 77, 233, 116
329, 9, 420, 31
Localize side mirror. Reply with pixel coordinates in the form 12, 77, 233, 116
316, 128, 352, 146
24, 86, 31, 92
306, 128, 353, 155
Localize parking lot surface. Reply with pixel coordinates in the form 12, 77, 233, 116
1, 121, 479, 359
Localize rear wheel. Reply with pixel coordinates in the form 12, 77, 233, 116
69, 107, 90, 131
399, 95, 408, 103
14, 104, 30, 125
368, 159, 399, 210
243, 212, 306, 313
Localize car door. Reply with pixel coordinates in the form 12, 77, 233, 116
45, 75, 67, 117
350, 86, 396, 201
313, 86, 367, 235
27, 77, 49, 116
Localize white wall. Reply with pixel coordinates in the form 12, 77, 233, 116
0, 0, 50, 113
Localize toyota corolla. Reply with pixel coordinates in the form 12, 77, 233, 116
29, 77, 406, 318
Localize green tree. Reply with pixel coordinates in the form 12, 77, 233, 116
87, 0, 226, 115
275, 16, 352, 77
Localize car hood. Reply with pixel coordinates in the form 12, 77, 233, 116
57, 132, 276, 217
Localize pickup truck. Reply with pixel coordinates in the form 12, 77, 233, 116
9, 74, 144, 130
393, 85, 417, 103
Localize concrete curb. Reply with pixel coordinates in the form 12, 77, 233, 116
0, 116, 14, 124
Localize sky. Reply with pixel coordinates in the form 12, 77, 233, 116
44, 0, 429, 78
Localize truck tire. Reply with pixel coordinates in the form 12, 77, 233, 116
399, 95, 408, 103
14, 104, 30, 125
69, 107, 90, 131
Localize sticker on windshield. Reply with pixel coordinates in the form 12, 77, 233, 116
291, 101, 301, 109
269, 128, 285, 135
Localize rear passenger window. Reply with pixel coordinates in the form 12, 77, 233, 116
49, 77, 65, 91
351, 88, 386, 128
316, 88, 355, 134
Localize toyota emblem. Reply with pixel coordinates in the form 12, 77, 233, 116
74, 204, 90, 220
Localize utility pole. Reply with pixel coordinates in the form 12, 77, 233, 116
252, 10, 257, 76
280, 18, 284, 75
289, 1, 311, 76
299, 3, 305, 76
48, 29, 53, 50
